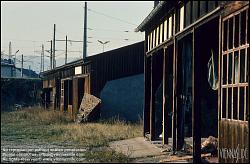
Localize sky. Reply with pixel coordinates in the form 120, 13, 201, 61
1, 1, 153, 73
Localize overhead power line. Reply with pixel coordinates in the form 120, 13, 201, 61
87, 8, 137, 26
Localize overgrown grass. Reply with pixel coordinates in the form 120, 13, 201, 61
1, 107, 142, 162
1, 107, 142, 147
84, 147, 132, 163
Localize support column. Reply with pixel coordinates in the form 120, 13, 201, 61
172, 38, 177, 152
150, 54, 156, 141
144, 56, 151, 137
163, 48, 168, 144
192, 28, 201, 163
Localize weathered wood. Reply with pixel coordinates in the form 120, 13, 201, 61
172, 37, 177, 152
162, 48, 167, 144
150, 54, 156, 141
219, 119, 248, 163
144, 56, 151, 137
72, 78, 78, 120
159, 153, 212, 163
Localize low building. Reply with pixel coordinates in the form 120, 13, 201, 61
41, 41, 144, 122
1, 58, 38, 78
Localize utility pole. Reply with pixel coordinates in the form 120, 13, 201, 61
55, 38, 84, 64
40, 46, 42, 73
21, 54, 23, 77
29, 65, 31, 77
83, 2, 87, 60
42, 44, 44, 72
9, 41, 12, 62
53, 24, 56, 68
50, 40, 52, 70
65, 35, 68, 64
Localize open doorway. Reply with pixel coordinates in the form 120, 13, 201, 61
77, 77, 85, 109
195, 17, 219, 138
192, 17, 219, 161
163, 44, 174, 144
63, 79, 73, 113
176, 34, 193, 150
152, 49, 164, 141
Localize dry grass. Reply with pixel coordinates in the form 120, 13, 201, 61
1, 107, 142, 162
1, 107, 73, 125
54, 121, 142, 147
1, 107, 142, 147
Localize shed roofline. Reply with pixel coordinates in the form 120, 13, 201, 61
135, 1, 167, 32
40, 41, 144, 76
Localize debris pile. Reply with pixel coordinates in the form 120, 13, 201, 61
76, 93, 101, 123
201, 136, 218, 155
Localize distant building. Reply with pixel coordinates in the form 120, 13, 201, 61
1, 58, 39, 78
41, 41, 144, 122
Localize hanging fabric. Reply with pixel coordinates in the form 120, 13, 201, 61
207, 49, 218, 90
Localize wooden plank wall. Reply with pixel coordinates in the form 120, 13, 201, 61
87, 41, 144, 97
219, 119, 249, 163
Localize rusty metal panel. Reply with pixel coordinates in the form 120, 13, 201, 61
219, 119, 248, 163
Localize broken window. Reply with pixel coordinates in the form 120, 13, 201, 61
221, 6, 248, 121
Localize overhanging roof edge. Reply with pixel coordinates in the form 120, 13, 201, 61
135, 1, 167, 32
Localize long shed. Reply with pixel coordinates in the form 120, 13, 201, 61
136, 1, 248, 163
41, 41, 144, 120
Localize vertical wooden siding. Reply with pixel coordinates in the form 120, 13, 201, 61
87, 41, 144, 97
219, 119, 248, 163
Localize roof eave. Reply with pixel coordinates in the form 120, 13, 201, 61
135, 1, 167, 32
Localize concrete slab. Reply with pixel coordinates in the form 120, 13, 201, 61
109, 137, 165, 158
109, 137, 216, 163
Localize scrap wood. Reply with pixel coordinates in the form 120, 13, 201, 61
159, 153, 211, 163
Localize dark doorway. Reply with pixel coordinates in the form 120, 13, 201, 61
68, 80, 73, 106
64, 80, 69, 112
63, 79, 73, 112
195, 17, 219, 138
43, 88, 52, 109
177, 34, 193, 150
78, 77, 85, 109
152, 49, 164, 140
163, 44, 174, 144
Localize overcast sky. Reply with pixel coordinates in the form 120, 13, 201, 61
1, 1, 153, 73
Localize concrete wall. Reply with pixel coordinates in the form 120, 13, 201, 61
100, 74, 144, 122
